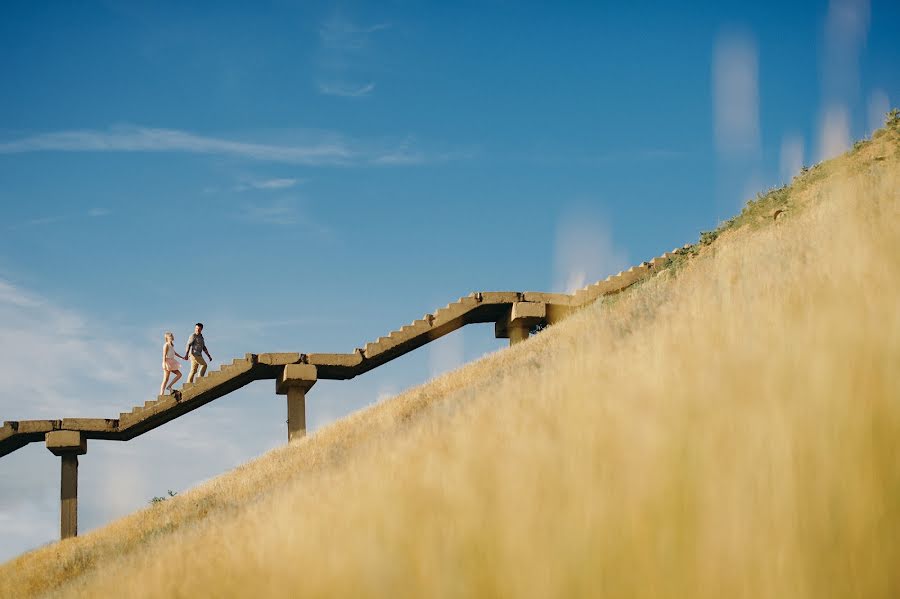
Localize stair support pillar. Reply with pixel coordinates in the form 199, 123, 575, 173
286, 388, 307, 442
46, 431, 87, 540
495, 302, 547, 347
508, 323, 531, 345
276, 364, 317, 442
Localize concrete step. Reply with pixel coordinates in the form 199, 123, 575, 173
431, 296, 479, 328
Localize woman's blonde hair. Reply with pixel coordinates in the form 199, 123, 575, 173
164, 331, 174, 343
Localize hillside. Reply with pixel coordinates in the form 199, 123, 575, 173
2, 117, 899, 598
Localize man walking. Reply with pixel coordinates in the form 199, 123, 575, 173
185, 322, 213, 383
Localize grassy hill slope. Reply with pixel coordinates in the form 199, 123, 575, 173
3, 117, 899, 598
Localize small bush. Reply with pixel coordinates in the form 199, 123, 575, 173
699, 230, 719, 246
149, 490, 178, 505
887, 108, 899, 129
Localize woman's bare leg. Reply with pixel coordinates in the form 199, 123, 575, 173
168, 370, 182, 391
160, 371, 171, 396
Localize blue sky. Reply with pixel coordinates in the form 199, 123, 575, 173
1, 0, 897, 560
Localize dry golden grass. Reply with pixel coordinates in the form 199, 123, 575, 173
2, 124, 899, 598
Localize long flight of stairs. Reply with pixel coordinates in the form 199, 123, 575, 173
0, 245, 687, 457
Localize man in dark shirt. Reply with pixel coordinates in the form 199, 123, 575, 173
185, 322, 213, 383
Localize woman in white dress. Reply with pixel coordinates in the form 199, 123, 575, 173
160, 332, 187, 395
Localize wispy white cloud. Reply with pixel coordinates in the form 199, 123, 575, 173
318, 18, 390, 51
252, 178, 299, 189
370, 150, 426, 165
0, 279, 154, 559
237, 198, 301, 226
0, 276, 351, 561
235, 198, 330, 235
315, 15, 388, 98
0, 279, 160, 427
317, 81, 376, 98
0, 280, 41, 307
5, 215, 66, 230
0, 125, 446, 167
234, 178, 301, 192
368, 135, 429, 165
6, 208, 109, 230
0, 125, 352, 165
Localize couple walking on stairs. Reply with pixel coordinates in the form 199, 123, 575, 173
160, 322, 214, 396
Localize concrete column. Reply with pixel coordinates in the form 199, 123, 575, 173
286, 387, 307, 442
60, 454, 79, 539
508, 324, 530, 346
276, 364, 317, 443
46, 431, 87, 540
495, 302, 546, 347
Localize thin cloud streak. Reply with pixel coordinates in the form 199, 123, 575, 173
7, 209, 110, 230
234, 198, 330, 237
5, 215, 67, 230
235, 178, 301, 192
253, 178, 298, 189
317, 81, 376, 97
370, 150, 426, 165
0, 126, 352, 165
0, 126, 447, 167
236, 198, 302, 226
318, 18, 390, 50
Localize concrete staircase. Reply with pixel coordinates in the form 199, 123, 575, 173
0, 245, 685, 459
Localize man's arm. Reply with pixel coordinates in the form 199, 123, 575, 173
185, 334, 194, 358
204, 343, 212, 361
